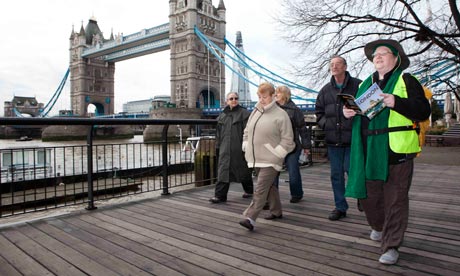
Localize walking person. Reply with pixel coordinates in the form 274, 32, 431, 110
343, 39, 431, 264
316, 56, 361, 220
239, 82, 295, 231
274, 85, 311, 203
209, 92, 254, 203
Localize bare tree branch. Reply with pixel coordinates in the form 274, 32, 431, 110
277, 0, 460, 99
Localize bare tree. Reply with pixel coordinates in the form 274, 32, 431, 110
278, 0, 460, 99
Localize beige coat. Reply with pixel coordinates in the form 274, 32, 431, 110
243, 100, 295, 171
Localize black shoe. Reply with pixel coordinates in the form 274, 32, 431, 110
209, 197, 226, 204
328, 209, 346, 221
290, 197, 302, 203
264, 214, 283, 220
357, 199, 364, 212
242, 193, 253, 198
262, 202, 270, 210
239, 219, 254, 231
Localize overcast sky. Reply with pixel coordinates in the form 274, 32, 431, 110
0, 0, 300, 116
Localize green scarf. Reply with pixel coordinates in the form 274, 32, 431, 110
345, 68, 402, 199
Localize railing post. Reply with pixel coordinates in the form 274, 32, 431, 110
86, 126, 97, 210
161, 124, 170, 195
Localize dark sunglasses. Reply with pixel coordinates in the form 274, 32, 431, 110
228, 97, 239, 101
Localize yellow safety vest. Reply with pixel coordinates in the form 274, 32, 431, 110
388, 75, 421, 153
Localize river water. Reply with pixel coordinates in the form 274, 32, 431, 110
0, 134, 144, 148
0, 135, 191, 182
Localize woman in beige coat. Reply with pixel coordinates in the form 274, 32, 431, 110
239, 82, 295, 231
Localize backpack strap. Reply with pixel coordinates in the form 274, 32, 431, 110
364, 123, 420, 136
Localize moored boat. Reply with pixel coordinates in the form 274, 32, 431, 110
16, 136, 33, 141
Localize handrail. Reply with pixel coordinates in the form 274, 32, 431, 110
0, 117, 216, 126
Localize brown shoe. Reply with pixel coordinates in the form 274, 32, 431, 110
264, 214, 283, 220
242, 193, 253, 198
239, 219, 254, 231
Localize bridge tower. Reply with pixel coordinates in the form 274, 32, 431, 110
69, 18, 115, 117
169, 0, 226, 109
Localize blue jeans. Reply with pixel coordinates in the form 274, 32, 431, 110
327, 146, 350, 212
274, 147, 303, 198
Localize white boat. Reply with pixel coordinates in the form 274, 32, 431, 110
1, 148, 53, 182
16, 136, 33, 141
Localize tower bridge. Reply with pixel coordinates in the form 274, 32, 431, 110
4, 0, 454, 122
69, 0, 227, 118
6, 0, 318, 122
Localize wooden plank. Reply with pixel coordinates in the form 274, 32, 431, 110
0, 254, 22, 276
31, 222, 154, 276
124, 201, 387, 276
61, 216, 215, 276
110, 206, 327, 276
0, 232, 52, 276
85, 212, 280, 276
16, 223, 121, 276
1, 228, 85, 276
47, 218, 187, 276
142, 199, 430, 276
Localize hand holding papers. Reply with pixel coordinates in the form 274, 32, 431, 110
337, 83, 386, 120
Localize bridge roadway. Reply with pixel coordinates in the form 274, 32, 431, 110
82, 23, 170, 62
98, 103, 317, 118
0, 146, 459, 275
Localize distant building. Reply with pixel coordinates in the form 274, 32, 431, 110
230, 31, 251, 106
122, 95, 171, 113
4, 96, 44, 117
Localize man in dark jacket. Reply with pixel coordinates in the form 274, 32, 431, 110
209, 92, 253, 203
315, 56, 361, 220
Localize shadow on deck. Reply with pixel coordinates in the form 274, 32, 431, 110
0, 157, 459, 275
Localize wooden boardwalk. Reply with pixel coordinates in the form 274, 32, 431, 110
0, 159, 459, 275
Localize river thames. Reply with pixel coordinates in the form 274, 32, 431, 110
0, 135, 190, 182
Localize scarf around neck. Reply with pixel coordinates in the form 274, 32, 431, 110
345, 68, 402, 199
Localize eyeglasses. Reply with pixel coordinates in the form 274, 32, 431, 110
227, 97, 239, 101
372, 51, 393, 58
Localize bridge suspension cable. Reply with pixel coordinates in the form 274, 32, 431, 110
414, 59, 458, 89
194, 27, 317, 97
224, 37, 317, 94
39, 68, 70, 117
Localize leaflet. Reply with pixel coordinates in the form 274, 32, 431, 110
337, 83, 386, 120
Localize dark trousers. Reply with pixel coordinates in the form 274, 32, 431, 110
214, 169, 253, 199
274, 147, 304, 198
361, 160, 414, 253
328, 146, 350, 212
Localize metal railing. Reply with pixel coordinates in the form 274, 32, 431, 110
0, 117, 216, 218
0, 117, 327, 218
